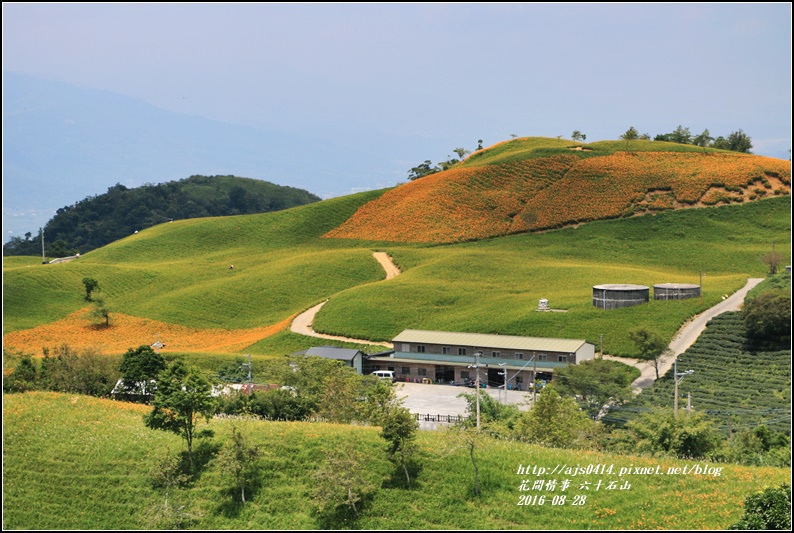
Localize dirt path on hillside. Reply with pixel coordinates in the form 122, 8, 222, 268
605, 277, 764, 392
289, 252, 400, 347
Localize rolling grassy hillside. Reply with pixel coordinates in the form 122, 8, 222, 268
325, 137, 790, 243
3, 189, 790, 359
3, 391, 790, 529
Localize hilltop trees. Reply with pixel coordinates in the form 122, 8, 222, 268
552, 359, 637, 419
621, 127, 639, 152
655, 126, 753, 153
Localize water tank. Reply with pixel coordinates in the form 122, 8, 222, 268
593, 284, 649, 309
654, 283, 701, 300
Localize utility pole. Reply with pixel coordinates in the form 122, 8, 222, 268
686, 392, 691, 413
498, 363, 508, 401
242, 354, 253, 383
533, 355, 537, 403
673, 359, 694, 417
599, 334, 603, 359
40, 227, 46, 264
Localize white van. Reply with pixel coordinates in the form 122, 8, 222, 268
371, 370, 395, 381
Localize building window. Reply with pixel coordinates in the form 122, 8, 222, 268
458, 348, 467, 356
515, 352, 524, 360
558, 355, 567, 363
461, 371, 470, 380
401, 343, 410, 352
491, 351, 500, 358
417, 345, 426, 353
418, 368, 427, 376
516, 376, 524, 383
539, 354, 547, 362
443, 346, 451, 355
401, 367, 411, 375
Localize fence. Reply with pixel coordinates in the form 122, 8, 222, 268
414, 413, 467, 424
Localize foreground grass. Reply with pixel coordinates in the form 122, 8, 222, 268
3, 392, 790, 529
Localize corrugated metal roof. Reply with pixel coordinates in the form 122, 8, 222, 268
295, 346, 362, 361
392, 330, 589, 353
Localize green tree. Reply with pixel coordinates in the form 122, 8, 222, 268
514, 386, 599, 449
3, 355, 38, 393
453, 147, 471, 161
670, 125, 693, 144
90, 293, 112, 326
729, 483, 791, 530
477, 139, 483, 150
407, 160, 438, 180
147, 448, 190, 526
727, 129, 753, 153
553, 359, 636, 419
213, 426, 262, 505
446, 424, 488, 496
743, 290, 791, 343
82, 277, 99, 301
629, 328, 669, 380
621, 126, 639, 152
144, 361, 216, 471
693, 128, 714, 152
380, 406, 419, 485
572, 130, 582, 144
623, 408, 721, 459
311, 439, 374, 518
40, 344, 120, 397
118, 345, 166, 398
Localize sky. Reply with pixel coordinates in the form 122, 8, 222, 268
2, 3, 792, 210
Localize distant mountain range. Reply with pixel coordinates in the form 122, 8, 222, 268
2, 72, 398, 242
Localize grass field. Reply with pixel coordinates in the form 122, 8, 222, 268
3, 194, 790, 359
3, 391, 790, 530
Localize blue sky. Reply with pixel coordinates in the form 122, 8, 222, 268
3, 3, 792, 191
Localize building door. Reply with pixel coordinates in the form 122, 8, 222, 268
434, 365, 455, 384
487, 368, 505, 388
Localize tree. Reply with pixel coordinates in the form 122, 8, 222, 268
380, 406, 419, 485
628, 328, 669, 380
670, 125, 692, 144
407, 160, 438, 180
82, 277, 99, 301
727, 129, 753, 153
3, 355, 38, 393
90, 293, 112, 326
477, 139, 483, 150
446, 424, 488, 496
213, 426, 262, 505
514, 386, 599, 449
620, 127, 639, 152
453, 147, 471, 161
119, 345, 166, 398
311, 439, 374, 518
761, 248, 783, 275
743, 290, 791, 343
148, 448, 190, 525
571, 130, 582, 144
623, 408, 721, 459
144, 361, 216, 471
693, 129, 714, 152
581, 133, 586, 143
552, 359, 636, 419
40, 344, 120, 397
729, 483, 791, 530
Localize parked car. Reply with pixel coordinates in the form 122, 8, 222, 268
371, 370, 395, 382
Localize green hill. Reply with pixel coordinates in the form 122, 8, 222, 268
3, 391, 789, 530
2, 174, 322, 256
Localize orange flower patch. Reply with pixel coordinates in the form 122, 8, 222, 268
3, 308, 294, 355
324, 152, 790, 243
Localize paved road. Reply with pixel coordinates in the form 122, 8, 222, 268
614, 278, 764, 391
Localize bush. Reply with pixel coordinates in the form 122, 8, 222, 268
729, 483, 791, 530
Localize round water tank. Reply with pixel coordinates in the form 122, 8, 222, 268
593, 284, 649, 309
654, 283, 701, 300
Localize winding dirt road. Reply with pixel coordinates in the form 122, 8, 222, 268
289, 252, 399, 347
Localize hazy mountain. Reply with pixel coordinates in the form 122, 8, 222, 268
2, 72, 398, 243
